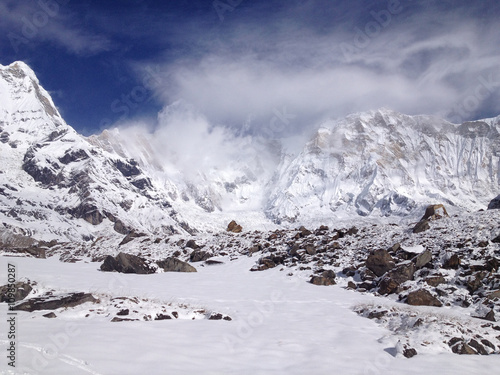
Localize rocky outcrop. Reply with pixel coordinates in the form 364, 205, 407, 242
13, 292, 97, 312
156, 257, 197, 273
100, 252, 155, 274
378, 262, 415, 295
406, 289, 442, 307
0, 282, 32, 302
488, 194, 500, 210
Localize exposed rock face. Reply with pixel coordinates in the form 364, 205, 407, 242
406, 289, 442, 307
100, 252, 155, 274
420, 204, 449, 221
366, 250, 395, 277
488, 194, 500, 210
0, 282, 32, 302
13, 292, 97, 312
156, 257, 197, 273
227, 220, 243, 233
119, 231, 146, 246
413, 250, 432, 269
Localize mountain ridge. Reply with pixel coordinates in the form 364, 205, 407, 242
1, 61, 499, 244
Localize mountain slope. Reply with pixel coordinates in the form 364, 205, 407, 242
1, 61, 499, 244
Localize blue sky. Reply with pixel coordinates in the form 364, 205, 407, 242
1, 0, 500, 136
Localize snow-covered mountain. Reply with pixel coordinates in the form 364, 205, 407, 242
1, 61, 499, 243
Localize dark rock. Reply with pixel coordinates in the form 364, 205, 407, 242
43, 312, 57, 318
425, 275, 446, 287
113, 220, 130, 235
481, 339, 495, 350
306, 245, 316, 256
157, 257, 197, 273
413, 250, 432, 269
366, 249, 395, 277
403, 347, 417, 358
117, 309, 129, 316
468, 339, 488, 355
190, 251, 212, 262
227, 220, 243, 233
58, 149, 89, 164
0, 282, 32, 303
413, 220, 430, 234
487, 194, 500, 210
131, 177, 152, 190
119, 231, 146, 246
185, 240, 199, 249
13, 292, 97, 312
473, 309, 496, 322
205, 260, 224, 266
113, 159, 141, 177
100, 252, 155, 274
420, 204, 449, 221
406, 289, 442, 307
155, 314, 172, 320
452, 342, 477, 355
310, 270, 336, 286
444, 254, 461, 269
111, 317, 139, 322
492, 235, 500, 243
251, 258, 277, 271
367, 310, 387, 319
378, 262, 415, 295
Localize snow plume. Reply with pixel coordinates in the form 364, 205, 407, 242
111, 102, 280, 185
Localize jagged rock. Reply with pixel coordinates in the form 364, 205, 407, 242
425, 275, 446, 287
100, 252, 155, 274
310, 270, 336, 286
473, 309, 496, 322
13, 292, 97, 312
488, 194, 500, 210
43, 312, 57, 318
378, 262, 416, 294
403, 347, 417, 358
119, 231, 146, 246
468, 339, 488, 355
306, 245, 316, 255
190, 250, 212, 262
451, 341, 477, 355
155, 314, 172, 320
413, 220, 430, 234
444, 254, 461, 269
413, 250, 432, 269
406, 289, 442, 307
157, 257, 197, 273
227, 220, 242, 233
186, 240, 199, 249
58, 149, 89, 164
113, 159, 141, 177
251, 258, 277, 272
420, 204, 449, 221
0, 282, 32, 302
117, 309, 129, 316
366, 249, 395, 277
113, 220, 130, 235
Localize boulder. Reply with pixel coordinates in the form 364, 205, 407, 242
13, 292, 97, 312
185, 240, 199, 249
119, 231, 146, 246
488, 194, 500, 210
406, 289, 442, 307
227, 220, 243, 233
366, 249, 395, 277
310, 270, 336, 286
443, 254, 461, 269
157, 257, 197, 273
378, 262, 415, 295
0, 282, 32, 303
190, 250, 212, 262
420, 204, 449, 221
412, 220, 430, 234
100, 252, 155, 274
413, 250, 432, 269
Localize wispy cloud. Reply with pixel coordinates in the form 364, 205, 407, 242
0, 0, 112, 56
129, 0, 500, 134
